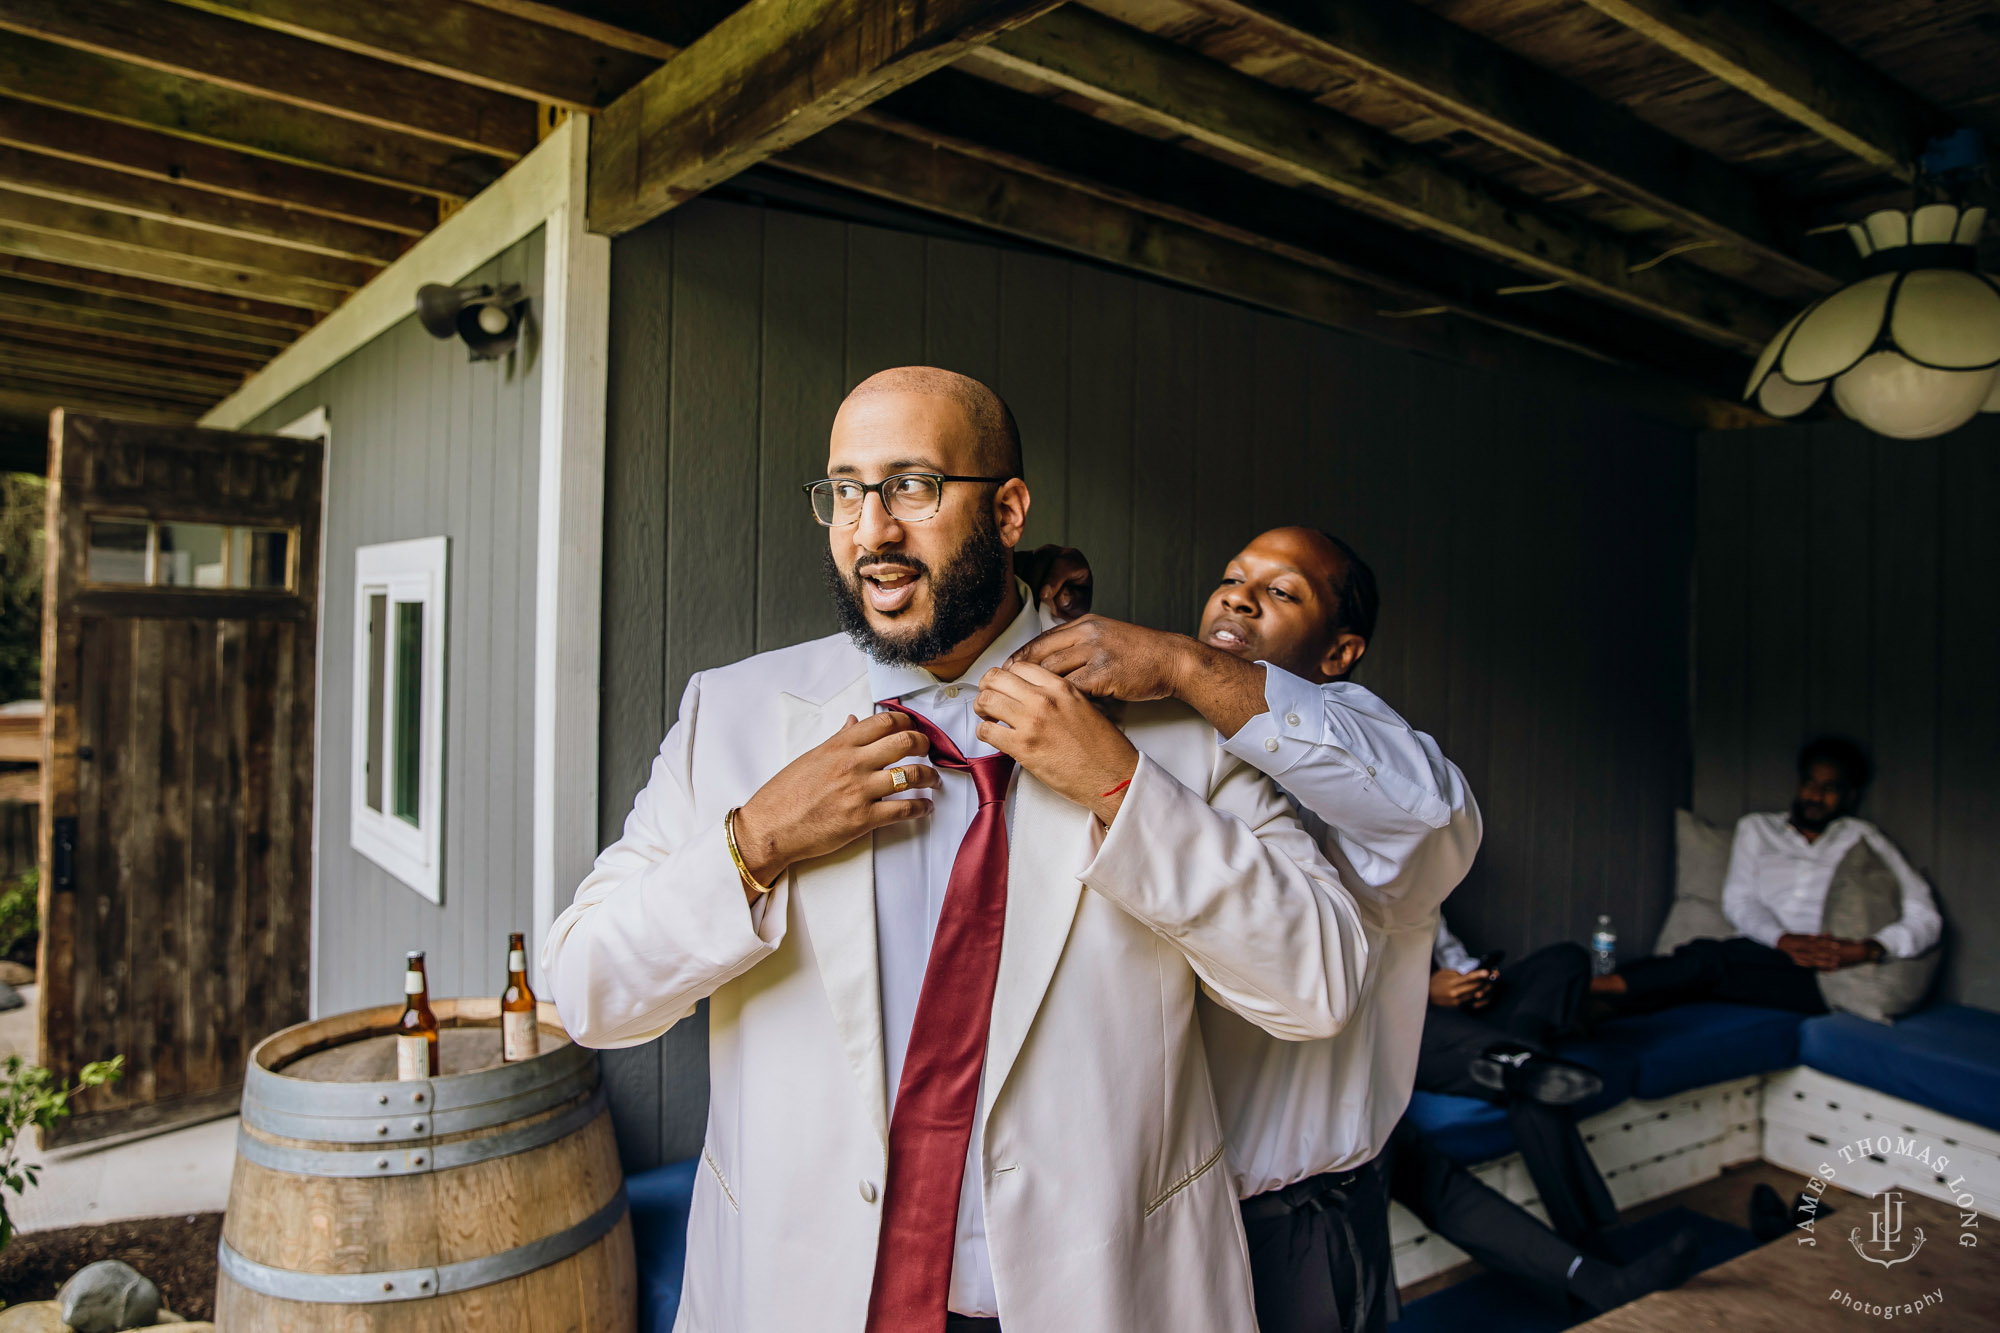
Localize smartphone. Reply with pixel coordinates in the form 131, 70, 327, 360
1473, 949, 1506, 973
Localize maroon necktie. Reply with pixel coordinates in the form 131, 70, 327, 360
866, 700, 1016, 1333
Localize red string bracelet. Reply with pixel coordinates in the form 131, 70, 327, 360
1100, 777, 1132, 798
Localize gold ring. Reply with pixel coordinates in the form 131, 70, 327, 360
888, 767, 909, 792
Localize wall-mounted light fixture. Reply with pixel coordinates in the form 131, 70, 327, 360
416, 282, 529, 362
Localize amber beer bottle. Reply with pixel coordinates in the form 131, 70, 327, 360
501, 932, 540, 1062
397, 950, 440, 1079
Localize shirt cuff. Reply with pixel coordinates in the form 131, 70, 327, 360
1219, 662, 1325, 778
1870, 924, 1917, 960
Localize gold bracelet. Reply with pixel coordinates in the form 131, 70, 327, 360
724, 807, 773, 896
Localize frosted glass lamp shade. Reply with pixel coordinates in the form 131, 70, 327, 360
1829, 354, 1996, 439
1745, 204, 2000, 438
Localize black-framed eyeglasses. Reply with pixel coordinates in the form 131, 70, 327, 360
803, 472, 1012, 526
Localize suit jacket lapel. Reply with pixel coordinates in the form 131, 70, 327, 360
982, 770, 1088, 1119
782, 671, 890, 1146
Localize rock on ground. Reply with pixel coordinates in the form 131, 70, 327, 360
57, 1260, 161, 1333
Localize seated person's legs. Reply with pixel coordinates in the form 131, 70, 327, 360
1484, 942, 1592, 1045
1599, 936, 1826, 1014
1386, 1119, 1698, 1315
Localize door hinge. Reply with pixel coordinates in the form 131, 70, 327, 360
51, 816, 77, 894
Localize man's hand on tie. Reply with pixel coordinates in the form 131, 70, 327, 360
972, 662, 1139, 826
1008, 614, 1196, 703
733, 712, 939, 891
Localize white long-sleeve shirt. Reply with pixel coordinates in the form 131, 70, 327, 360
1202, 663, 1482, 1196
1721, 812, 1941, 959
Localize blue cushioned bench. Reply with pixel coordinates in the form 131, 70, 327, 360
1405, 1002, 1808, 1164
1797, 1004, 2000, 1134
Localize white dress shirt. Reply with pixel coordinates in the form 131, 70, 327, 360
1721, 812, 1941, 959
1433, 917, 1479, 975
1202, 663, 1483, 1196
866, 595, 1043, 1317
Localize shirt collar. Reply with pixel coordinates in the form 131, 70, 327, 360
867, 582, 1041, 705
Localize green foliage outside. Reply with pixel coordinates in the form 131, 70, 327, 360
0, 870, 35, 961
0, 1054, 122, 1250
0, 473, 44, 705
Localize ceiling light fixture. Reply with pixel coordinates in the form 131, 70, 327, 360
1745, 133, 1998, 440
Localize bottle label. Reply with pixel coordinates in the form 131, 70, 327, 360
404, 970, 424, 995
508, 949, 525, 972
503, 1011, 540, 1063
396, 1034, 430, 1081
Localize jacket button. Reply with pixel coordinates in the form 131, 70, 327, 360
860, 1180, 878, 1203
1263, 737, 1279, 752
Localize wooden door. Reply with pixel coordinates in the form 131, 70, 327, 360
39, 411, 323, 1145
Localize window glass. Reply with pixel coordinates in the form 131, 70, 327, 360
391, 600, 424, 828
229, 528, 292, 589
86, 519, 150, 585
157, 523, 227, 587
366, 592, 387, 815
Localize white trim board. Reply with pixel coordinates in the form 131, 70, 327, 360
530, 139, 610, 987
200, 118, 583, 433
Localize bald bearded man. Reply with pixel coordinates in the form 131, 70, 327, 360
548, 371, 1369, 1333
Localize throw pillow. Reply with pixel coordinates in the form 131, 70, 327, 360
1654, 809, 1734, 954
1816, 839, 1939, 1023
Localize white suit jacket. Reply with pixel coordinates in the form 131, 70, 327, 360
544, 632, 1369, 1333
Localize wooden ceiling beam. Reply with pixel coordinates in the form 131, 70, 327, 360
0, 222, 348, 313
0, 34, 508, 199
771, 119, 1765, 428
0, 341, 244, 399
1571, 0, 1946, 180
0, 98, 434, 236
0, 319, 265, 375
0, 363, 218, 409
164, 0, 659, 111
587, 0, 1067, 236
0, 295, 284, 360
976, 7, 1782, 354
0, 145, 409, 265
1175, 0, 1841, 295
461, 0, 735, 59
867, 72, 1740, 381
0, 190, 372, 301
0, 0, 538, 158
0, 262, 313, 336
0, 380, 199, 424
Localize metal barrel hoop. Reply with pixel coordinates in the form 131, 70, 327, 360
216, 1184, 629, 1304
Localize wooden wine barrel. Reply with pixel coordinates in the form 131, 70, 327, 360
216, 997, 635, 1332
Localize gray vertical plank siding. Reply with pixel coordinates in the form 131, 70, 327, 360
598, 196, 1702, 1169
245, 228, 545, 1015
1693, 418, 2000, 1011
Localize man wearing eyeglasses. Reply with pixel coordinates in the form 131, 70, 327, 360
544, 367, 1368, 1333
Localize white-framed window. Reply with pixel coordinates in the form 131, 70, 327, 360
350, 537, 448, 901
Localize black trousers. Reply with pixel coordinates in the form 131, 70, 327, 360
1413, 944, 1614, 1243
1242, 1150, 1396, 1333
943, 1318, 1002, 1333
1386, 1117, 1584, 1297
1615, 936, 1827, 1014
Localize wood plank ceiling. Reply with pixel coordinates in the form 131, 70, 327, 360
1, 0, 1992, 459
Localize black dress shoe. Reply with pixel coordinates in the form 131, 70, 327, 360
1749, 1181, 1831, 1241
1469, 1042, 1604, 1106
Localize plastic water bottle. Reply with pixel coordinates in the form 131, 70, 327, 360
1590, 915, 1617, 977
